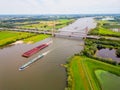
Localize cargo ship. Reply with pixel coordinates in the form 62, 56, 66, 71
19, 51, 50, 71
22, 41, 52, 58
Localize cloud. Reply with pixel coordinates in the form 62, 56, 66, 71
0, 0, 119, 14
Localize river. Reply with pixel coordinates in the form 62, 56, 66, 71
0, 17, 96, 90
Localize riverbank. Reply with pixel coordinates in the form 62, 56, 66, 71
65, 18, 120, 90
88, 18, 120, 37
65, 55, 120, 90
0, 17, 96, 90
0, 37, 83, 90
0, 31, 50, 47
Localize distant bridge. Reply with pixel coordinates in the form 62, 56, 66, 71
0, 28, 52, 34
55, 31, 87, 38
55, 27, 88, 39
0, 27, 89, 39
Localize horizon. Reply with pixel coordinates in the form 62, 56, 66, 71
0, 13, 120, 16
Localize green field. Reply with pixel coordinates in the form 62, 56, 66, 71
19, 19, 75, 30
89, 20, 120, 37
95, 70, 120, 90
24, 34, 50, 43
66, 56, 120, 90
67, 18, 120, 90
0, 31, 19, 40
0, 31, 35, 47
99, 27, 120, 36
0, 31, 50, 47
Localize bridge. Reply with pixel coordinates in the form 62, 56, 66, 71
55, 31, 86, 38
0, 28, 52, 34
55, 27, 88, 39
0, 27, 88, 39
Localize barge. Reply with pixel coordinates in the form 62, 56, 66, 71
22, 41, 52, 58
19, 51, 50, 71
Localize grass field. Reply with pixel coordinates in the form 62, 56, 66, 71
19, 19, 74, 30
99, 27, 120, 36
89, 20, 120, 37
66, 56, 120, 90
69, 19, 120, 90
24, 34, 50, 43
0, 31, 35, 47
0, 31, 19, 40
0, 31, 50, 47
95, 70, 120, 90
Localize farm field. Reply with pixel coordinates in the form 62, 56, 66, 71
17, 19, 75, 30
66, 56, 120, 90
0, 31, 50, 47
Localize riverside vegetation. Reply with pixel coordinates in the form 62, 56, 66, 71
65, 38, 120, 90
65, 18, 120, 90
88, 19, 120, 37
0, 19, 74, 47
65, 56, 120, 90
0, 31, 50, 47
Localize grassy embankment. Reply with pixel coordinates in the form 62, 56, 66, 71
19, 19, 75, 30
66, 56, 120, 90
89, 20, 120, 37
0, 31, 50, 47
95, 70, 120, 90
65, 19, 120, 90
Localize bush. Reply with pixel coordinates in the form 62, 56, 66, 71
116, 48, 120, 57
97, 44, 104, 50
88, 27, 99, 35
90, 56, 117, 65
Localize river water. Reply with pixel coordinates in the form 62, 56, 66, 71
0, 17, 96, 90
96, 48, 120, 62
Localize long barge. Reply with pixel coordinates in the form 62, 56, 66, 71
19, 51, 50, 71
22, 41, 52, 58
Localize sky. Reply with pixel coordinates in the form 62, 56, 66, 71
0, 0, 120, 14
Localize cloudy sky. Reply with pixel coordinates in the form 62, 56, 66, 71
0, 0, 120, 14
